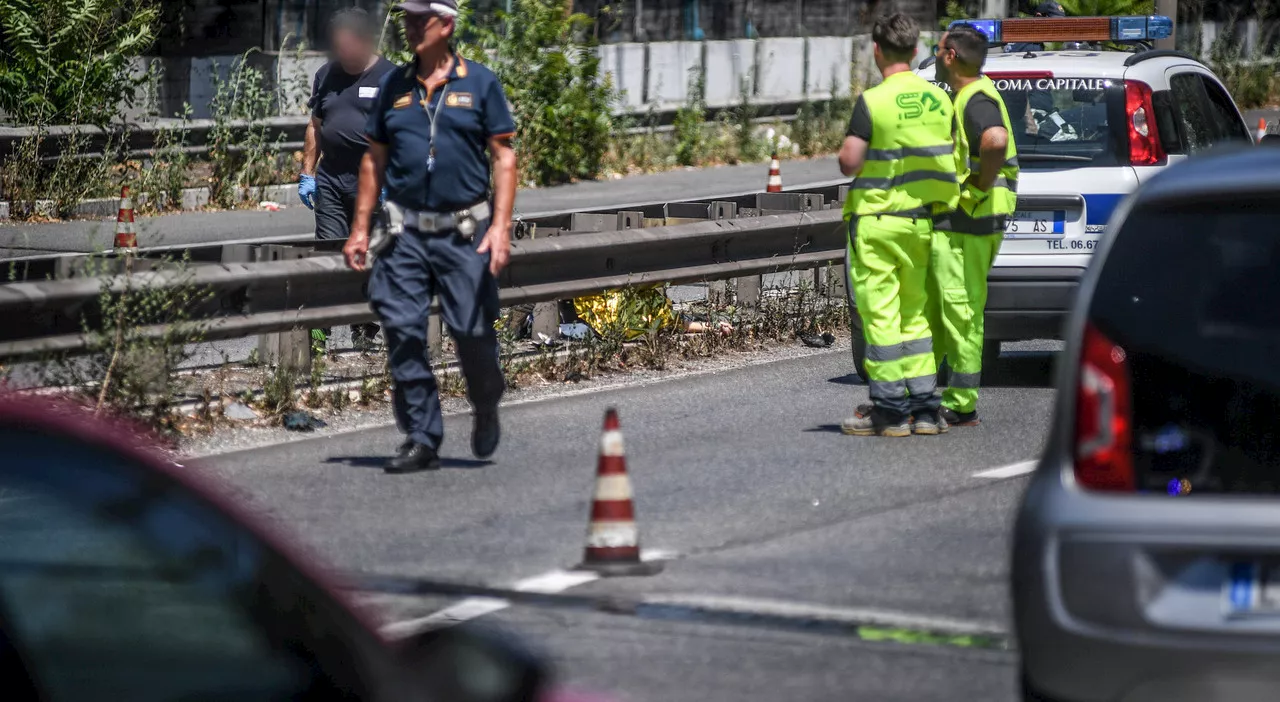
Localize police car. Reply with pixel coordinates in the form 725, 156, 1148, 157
847, 15, 1254, 380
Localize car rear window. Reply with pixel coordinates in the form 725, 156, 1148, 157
991, 76, 1127, 169
1089, 197, 1280, 494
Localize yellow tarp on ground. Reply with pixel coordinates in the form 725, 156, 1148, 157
573, 286, 679, 341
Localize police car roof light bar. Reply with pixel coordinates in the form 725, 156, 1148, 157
950, 15, 1174, 45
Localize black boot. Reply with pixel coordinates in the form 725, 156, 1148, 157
472, 409, 500, 459
386, 442, 441, 474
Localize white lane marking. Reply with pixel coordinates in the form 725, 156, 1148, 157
973, 460, 1037, 480
380, 548, 675, 638
641, 593, 1007, 638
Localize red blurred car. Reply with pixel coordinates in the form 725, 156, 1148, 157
0, 396, 592, 702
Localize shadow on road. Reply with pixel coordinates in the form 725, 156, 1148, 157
803, 424, 846, 434
324, 456, 493, 469
986, 351, 1057, 389
826, 351, 1057, 390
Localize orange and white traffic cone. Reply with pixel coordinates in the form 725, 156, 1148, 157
114, 186, 137, 250
1258, 118, 1269, 143
578, 408, 662, 576
766, 152, 783, 192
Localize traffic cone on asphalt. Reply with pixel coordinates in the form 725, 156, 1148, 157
114, 186, 137, 250
578, 408, 662, 576
766, 151, 783, 192
1258, 118, 1269, 143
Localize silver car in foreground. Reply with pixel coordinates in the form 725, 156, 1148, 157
1014, 144, 1280, 702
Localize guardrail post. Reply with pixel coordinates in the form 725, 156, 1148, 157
531, 302, 559, 342
256, 245, 312, 373
428, 315, 443, 357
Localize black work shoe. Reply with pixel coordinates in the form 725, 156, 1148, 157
841, 407, 911, 437
940, 407, 981, 427
385, 442, 441, 474
472, 409, 500, 459
912, 410, 949, 436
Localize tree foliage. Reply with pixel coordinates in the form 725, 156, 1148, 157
473, 0, 616, 187
0, 0, 159, 126
1055, 0, 1154, 16
380, 0, 616, 187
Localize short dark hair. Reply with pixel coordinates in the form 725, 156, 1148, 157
945, 24, 989, 72
330, 7, 378, 42
872, 13, 919, 63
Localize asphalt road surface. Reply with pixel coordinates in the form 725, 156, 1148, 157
0, 156, 845, 259
199, 343, 1059, 701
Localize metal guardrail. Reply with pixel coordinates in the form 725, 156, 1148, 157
0, 186, 851, 361
0, 102, 807, 164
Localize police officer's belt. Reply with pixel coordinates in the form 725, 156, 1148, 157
402, 202, 491, 233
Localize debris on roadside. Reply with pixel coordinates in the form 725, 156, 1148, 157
259, 201, 283, 212
283, 411, 327, 432
799, 332, 836, 348
224, 402, 259, 420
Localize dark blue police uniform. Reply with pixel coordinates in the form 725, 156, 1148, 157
310, 57, 396, 240
365, 55, 515, 450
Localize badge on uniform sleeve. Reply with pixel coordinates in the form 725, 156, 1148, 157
445, 93, 473, 108
393, 93, 413, 109
359, 86, 379, 99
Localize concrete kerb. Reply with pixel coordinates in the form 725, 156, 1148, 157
0, 183, 303, 221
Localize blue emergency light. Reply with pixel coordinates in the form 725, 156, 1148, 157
948, 15, 1174, 45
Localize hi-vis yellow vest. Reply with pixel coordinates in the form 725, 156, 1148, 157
843, 71, 959, 219
953, 76, 1019, 228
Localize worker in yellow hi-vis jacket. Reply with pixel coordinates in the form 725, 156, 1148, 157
838, 12, 960, 437
928, 23, 1019, 428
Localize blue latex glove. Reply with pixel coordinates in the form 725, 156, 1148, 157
378, 186, 387, 207
298, 174, 316, 210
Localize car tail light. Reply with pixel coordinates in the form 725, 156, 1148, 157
1125, 80, 1164, 166
1074, 322, 1135, 491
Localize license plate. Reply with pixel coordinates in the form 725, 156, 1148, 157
1004, 210, 1066, 237
1225, 561, 1280, 617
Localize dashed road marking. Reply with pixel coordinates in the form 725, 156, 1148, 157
381, 549, 674, 638
973, 460, 1037, 480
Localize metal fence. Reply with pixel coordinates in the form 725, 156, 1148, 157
0, 183, 852, 362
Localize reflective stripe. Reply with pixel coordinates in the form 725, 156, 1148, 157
875, 206, 933, 219
866, 143, 955, 161
967, 157, 1020, 171
959, 173, 1018, 193
851, 171, 958, 191
868, 378, 907, 399
866, 343, 904, 363
950, 372, 982, 389
901, 337, 933, 357
905, 374, 937, 397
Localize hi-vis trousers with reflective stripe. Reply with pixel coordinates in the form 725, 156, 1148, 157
926, 229, 1002, 414
850, 214, 939, 418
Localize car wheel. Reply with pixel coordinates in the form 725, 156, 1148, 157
983, 339, 1001, 376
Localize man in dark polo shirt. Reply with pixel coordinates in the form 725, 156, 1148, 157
343, 0, 518, 474
300, 8, 394, 348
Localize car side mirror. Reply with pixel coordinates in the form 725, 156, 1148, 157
402, 623, 550, 702
1261, 133, 1280, 145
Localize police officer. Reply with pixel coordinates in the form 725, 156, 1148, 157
839, 13, 960, 437
928, 24, 1019, 427
344, 0, 517, 474
301, 8, 395, 349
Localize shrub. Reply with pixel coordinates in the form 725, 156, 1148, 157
0, 0, 159, 127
